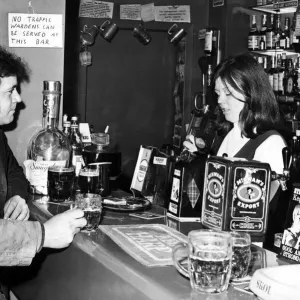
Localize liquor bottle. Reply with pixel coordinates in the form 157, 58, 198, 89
63, 121, 71, 139
71, 115, 79, 126
248, 15, 259, 51
69, 122, 84, 177
273, 14, 282, 50
263, 56, 268, 73
260, 14, 268, 50
268, 55, 275, 90
204, 28, 219, 58
280, 17, 290, 49
266, 14, 275, 50
273, 54, 281, 95
284, 59, 296, 96
25, 81, 71, 195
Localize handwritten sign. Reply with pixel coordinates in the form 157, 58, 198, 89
120, 4, 141, 21
8, 13, 63, 48
79, 0, 114, 19
155, 6, 190, 23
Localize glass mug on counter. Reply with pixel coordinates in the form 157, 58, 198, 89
172, 229, 233, 294
75, 193, 102, 231
230, 231, 251, 280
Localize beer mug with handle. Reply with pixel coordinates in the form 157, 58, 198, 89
172, 229, 233, 294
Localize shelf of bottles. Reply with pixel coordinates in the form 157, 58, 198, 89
248, 2, 300, 131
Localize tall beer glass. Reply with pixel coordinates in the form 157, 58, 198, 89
78, 166, 99, 193
48, 166, 75, 202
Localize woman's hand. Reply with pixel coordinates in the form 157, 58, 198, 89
183, 134, 198, 153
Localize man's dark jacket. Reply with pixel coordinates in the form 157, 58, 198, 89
0, 128, 28, 216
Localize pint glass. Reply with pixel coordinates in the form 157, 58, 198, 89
48, 166, 75, 202
78, 166, 99, 193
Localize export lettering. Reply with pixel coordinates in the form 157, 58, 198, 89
237, 201, 260, 209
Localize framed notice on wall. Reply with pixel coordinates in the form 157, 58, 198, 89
8, 13, 63, 48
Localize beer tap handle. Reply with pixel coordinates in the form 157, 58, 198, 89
282, 146, 291, 177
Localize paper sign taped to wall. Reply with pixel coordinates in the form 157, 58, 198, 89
154, 6, 190, 23
141, 3, 155, 22
8, 13, 63, 48
120, 4, 141, 21
79, 0, 113, 19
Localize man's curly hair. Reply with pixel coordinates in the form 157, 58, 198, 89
0, 46, 30, 84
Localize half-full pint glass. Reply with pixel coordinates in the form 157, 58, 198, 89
75, 193, 102, 230
172, 230, 232, 294
48, 166, 75, 202
78, 167, 99, 193
230, 231, 251, 280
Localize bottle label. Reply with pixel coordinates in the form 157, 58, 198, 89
248, 36, 258, 50
268, 74, 274, 88
153, 156, 167, 166
266, 32, 273, 48
72, 155, 84, 176
23, 159, 66, 194
278, 72, 284, 91
286, 77, 294, 93
273, 73, 279, 91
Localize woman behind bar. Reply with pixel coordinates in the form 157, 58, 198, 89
184, 52, 287, 200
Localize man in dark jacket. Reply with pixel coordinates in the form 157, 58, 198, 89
0, 46, 86, 267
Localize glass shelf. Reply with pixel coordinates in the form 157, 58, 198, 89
251, 49, 298, 56
251, 0, 298, 14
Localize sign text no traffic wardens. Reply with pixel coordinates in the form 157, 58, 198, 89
8, 13, 63, 48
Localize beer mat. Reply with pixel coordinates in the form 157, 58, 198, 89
99, 224, 188, 267
129, 212, 165, 220
102, 196, 151, 212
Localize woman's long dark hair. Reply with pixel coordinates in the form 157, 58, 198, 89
212, 52, 282, 138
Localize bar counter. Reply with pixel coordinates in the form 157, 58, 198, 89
3, 195, 291, 300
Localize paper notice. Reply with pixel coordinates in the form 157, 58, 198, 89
79, 0, 114, 19
120, 4, 141, 21
155, 5, 190, 23
8, 13, 63, 48
141, 3, 155, 22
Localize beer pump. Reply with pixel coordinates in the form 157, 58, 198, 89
166, 56, 211, 221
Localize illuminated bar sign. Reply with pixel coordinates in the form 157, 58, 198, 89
8, 13, 63, 48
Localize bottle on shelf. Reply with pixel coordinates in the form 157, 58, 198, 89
248, 14, 259, 51
273, 14, 282, 50
280, 17, 290, 50
273, 54, 281, 95
71, 115, 79, 126
266, 14, 275, 50
25, 81, 71, 195
268, 55, 275, 90
62, 113, 68, 129
260, 14, 268, 50
284, 58, 296, 96
63, 121, 71, 139
69, 122, 84, 178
